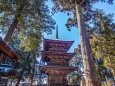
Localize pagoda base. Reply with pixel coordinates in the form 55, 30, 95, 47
40, 66, 76, 86
37, 84, 78, 86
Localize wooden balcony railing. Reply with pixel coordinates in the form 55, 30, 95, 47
36, 84, 79, 86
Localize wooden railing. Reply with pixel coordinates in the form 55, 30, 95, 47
36, 84, 79, 86
47, 62, 69, 66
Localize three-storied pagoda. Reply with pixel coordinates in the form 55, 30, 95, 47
40, 38, 76, 86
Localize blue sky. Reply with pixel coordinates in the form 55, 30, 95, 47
0, 0, 115, 52
44, 0, 115, 52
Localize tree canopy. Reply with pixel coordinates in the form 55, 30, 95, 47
0, 0, 55, 42
0, 0, 56, 85
89, 10, 115, 79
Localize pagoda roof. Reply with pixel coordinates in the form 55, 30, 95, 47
39, 65, 77, 73
41, 51, 75, 62
0, 37, 19, 62
43, 38, 74, 51
40, 65, 77, 69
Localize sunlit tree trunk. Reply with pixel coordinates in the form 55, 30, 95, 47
75, 4, 101, 86
112, 69, 115, 82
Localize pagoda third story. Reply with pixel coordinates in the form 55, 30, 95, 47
39, 26, 77, 86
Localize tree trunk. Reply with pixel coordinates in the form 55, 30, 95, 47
16, 76, 22, 86
4, 16, 18, 42
30, 63, 34, 86
75, 5, 101, 86
30, 74, 34, 86
16, 67, 25, 86
4, 3, 26, 42
30, 50, 37, 86
16, 54, 31, 86
111, 69, 115, 83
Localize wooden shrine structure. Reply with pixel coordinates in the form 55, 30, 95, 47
0, 37, 19, 62
0, 37, 19, 75
39, 39, 77, 86
0, 37, 19, 85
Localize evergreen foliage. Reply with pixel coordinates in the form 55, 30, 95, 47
0, 0, 55, 85
89, 10, 115, 81
51, 0, 114, 86
0, 0, 55, 42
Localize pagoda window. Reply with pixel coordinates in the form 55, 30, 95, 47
45, 47, 49, 51
45, 56, 50, 62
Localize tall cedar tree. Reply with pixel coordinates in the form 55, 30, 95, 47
51, 0, 113, 86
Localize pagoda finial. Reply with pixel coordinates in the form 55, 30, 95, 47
56, 25, 59, 39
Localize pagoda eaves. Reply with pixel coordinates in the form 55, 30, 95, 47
40, 65, 77, 73
43, 38, 74, 52
41, 51, 75, 62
